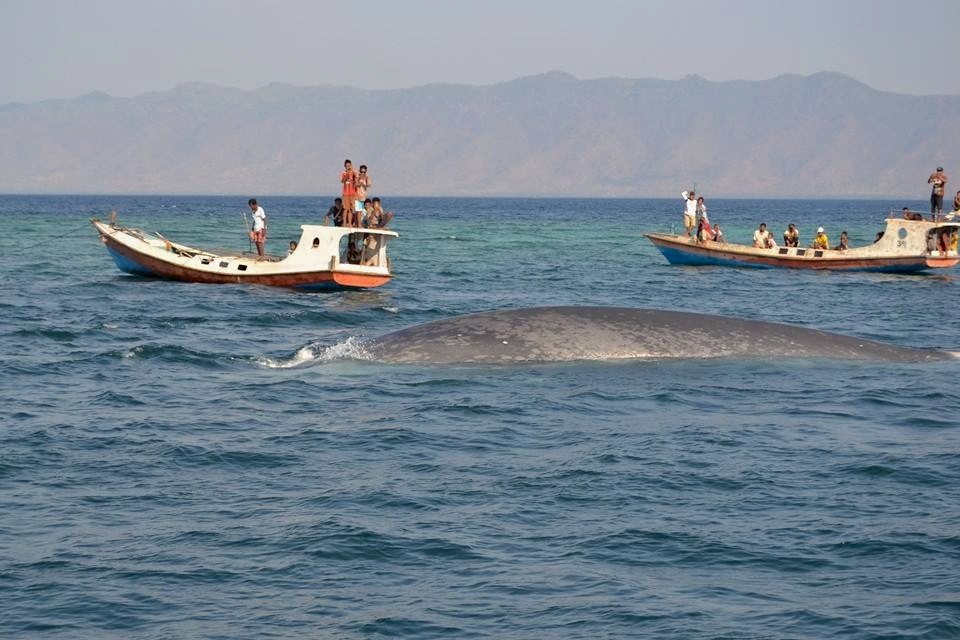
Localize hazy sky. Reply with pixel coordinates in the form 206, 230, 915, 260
2, 0, 958, 104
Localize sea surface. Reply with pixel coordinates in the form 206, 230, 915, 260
1, 194, 959, 639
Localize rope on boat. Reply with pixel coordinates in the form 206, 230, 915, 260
20, 218, 97, 254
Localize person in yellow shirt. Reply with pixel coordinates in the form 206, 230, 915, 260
812, 227, 829, 250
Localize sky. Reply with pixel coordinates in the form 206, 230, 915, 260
2, 0, 958, 104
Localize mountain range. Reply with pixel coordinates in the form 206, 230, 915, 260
1, 71, 957, 197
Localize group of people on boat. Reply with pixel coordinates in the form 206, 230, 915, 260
324, 159, 394, 231
326, 158, 395, 265
752, 223, 847, 251
244, 158, 395, 264
679, 166, 960, 254
682, 190, 725, 243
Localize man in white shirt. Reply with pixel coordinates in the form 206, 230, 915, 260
753, 223, 771, 248
681, 190, 697, 237
248, 198, 267, 258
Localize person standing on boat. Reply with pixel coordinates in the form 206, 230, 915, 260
783, 223, 800, 247
355, 165, 372, 222
928, 166, 948, 219
681, 190, 697, 237
248, 198, 267, 259
340, 159, 358, 227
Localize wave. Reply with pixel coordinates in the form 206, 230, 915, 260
254, 337, 371, 368
117, 344, 229, 369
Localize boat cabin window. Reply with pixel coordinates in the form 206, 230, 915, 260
201, 258, 211, 265
814, 250, 823, 257
237, 264, 248, 271
778, 248, 789, 255
796, 249, 806, 256
898, 228, 908, 239
312, 237, 320, 248
219, 261, 229, 268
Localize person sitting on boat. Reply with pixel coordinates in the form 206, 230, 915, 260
288, 240, 298, 256
681, 190, 697, 237
248, 198, 267, 259
753, 223, 771, 248
783, 223, 800, 247
359, 198, 374, 227
936, 230, 952, 254
764, 234, 777, 249
948, 191, 960, 220
370, 197, 394, 229
834, 231, 849, 251
361, 198, 394, 266
696, 217, 713, 243
343, 241, 361, 264
902, 207, 924, 221
324, 197, 346, 226
712, 224, 725, 243
812, 227, 829, 250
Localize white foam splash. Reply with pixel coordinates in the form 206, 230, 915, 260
255, 337, 371, 368
382, 306, 400, 314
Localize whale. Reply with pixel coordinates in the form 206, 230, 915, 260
364, 306, 954, 364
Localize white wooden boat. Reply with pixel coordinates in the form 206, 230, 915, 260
92, 216, 399, 290
646, 217, 960, 273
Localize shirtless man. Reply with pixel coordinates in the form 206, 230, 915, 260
928, 166, 948, 219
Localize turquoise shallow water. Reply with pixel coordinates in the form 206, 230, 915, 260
1, 194, 959, 639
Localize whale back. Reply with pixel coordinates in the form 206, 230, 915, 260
365, 306, 948, 364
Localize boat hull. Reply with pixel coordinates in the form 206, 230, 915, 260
648, 236, 930, 273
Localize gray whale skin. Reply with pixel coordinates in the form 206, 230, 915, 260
365, 306, 953, 364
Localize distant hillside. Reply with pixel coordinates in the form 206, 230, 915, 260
1, 71, 957, 197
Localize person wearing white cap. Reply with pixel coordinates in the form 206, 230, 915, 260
812, 227, 829, 250
928, 166, 948, 219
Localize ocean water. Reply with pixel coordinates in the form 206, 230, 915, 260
1, 194, 959, 639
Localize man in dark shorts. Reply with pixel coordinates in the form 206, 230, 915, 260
928, 166, 948, 219
323, 197, 345, 226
